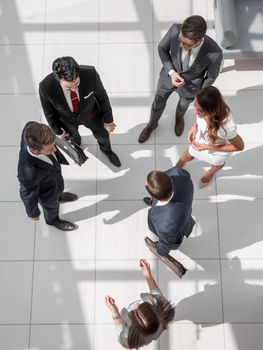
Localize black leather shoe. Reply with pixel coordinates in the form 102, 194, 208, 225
138, 125, 158, 143
143, 197, 153, 206
49, 219, 77, 231
174, 118, 185, 136
59, 192, 78, 202
101, 150, 121, 167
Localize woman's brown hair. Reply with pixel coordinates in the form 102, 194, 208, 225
196, 86, 230, 143
127, 299, 175, 348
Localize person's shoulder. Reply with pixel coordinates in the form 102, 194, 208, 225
79, 65, 96, 75
39, 72, 56, 90
167, 23, 181, 35
18, 152, 37, 183
166, 166, 190, 178
203, 35, 222, 54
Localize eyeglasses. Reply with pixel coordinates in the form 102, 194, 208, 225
178, 35, 199, 49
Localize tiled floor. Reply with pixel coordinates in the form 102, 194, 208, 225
1, 0, 263, 349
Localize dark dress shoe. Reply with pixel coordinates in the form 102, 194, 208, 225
59, 192, 78, 202
174, 118, 185, 136
101, 150, 121, 167
143, 197, 153, 206
49, 219, 77, 231
138, 125, 157, 143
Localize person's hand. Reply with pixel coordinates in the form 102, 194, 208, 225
188, 127, 197, 144
170, 72, 185, 87
191, 142, 210, 151
104, 122, 116, 134
58, 129, 69, 140
104, 296, 118, 313
139, 259, 152, 279
30, 216, 40, 221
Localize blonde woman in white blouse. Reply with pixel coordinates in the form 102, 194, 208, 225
176, 86, 244, 184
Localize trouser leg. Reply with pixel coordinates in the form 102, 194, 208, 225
40, 199, 60, 224
91, 124, 112, 153
175, 96, 194, 121
147, 78, 174, 128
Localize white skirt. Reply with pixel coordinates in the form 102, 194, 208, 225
188, 145, 230, 166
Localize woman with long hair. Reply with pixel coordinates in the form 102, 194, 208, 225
105, 259, 175, 349
176, 86, 244, 185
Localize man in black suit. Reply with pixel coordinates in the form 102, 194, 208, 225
138, 15, 222, 142
17, 122, 78, 231
144, 167, 195, 256
39, 56, 121, 167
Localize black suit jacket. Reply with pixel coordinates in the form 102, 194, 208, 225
39, 65, 113, 135
158, 23, 223, 98
17, 122, 69, 218
148, 167, 195, 256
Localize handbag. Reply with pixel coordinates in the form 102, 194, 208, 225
55, 137, 88, 166
144, 237, 187, 278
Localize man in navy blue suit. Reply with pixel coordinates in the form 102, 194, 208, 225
17, 122, 78, 231
144, 167, 195, 256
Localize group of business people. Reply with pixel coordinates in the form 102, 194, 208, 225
17, 15, 244, 348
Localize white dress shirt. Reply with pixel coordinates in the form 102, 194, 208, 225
27, 146, 57, 166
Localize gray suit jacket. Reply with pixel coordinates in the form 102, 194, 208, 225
158, 23, 222, 98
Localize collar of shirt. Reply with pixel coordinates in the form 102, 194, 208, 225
156, 191, 174, 206
27, 146, 57, 165
181, 38, 204, 66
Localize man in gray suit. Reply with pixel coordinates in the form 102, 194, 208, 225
138, 15, 222, 142
144, 167, 195, 256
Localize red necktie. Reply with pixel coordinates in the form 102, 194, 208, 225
70, 90, 79, 114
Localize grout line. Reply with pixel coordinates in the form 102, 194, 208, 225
28, 220, 37, 349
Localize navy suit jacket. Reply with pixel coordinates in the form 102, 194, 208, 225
17, 122, 69, 218
39, 65, 113, 136
148, 167, 195, 256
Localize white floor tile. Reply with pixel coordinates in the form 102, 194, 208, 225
99, 0, 153, 43
108, 92, 155, 144
0, 325, 29, 350
0, 45, 44, 93
0, 147, 20, 201
32, 261, 95, 324
95, 260, 158, 324
99, 43, 154, 92
215, 59, 263, 92
97, 145, 155, 200
0, 95, 41, 146
156, 144, 217, 199
45, 0, 99, 44
160, 323, 225, 350
216, 143, 263, 198
178, 200, 219, 259
221, 258, 263, 322
96, 201, 157, 259
30, 324, 94, 350
35, 200, 96, 260
0, 202, 35, 260
0, 262, 33, 324
218, 199, 263, 259
224, 90, 263, 143
43, 44, 99, 79
153, 0, 207, 42
158, 259, 223, 323
94, 324, 159, 350
224, 323, 263, 350
0, 0, 46, 44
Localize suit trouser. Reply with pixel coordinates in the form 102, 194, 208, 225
70, 123, 112, 153
147, 77, 194, 129
39, 198, 60, 224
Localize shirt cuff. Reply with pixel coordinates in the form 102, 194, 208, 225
168, 69, 176, 76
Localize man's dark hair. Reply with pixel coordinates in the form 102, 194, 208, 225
145, 170, 173, 200
24, 122, 55, 151
181, 15, 207, 40
52, 56, 80, 81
